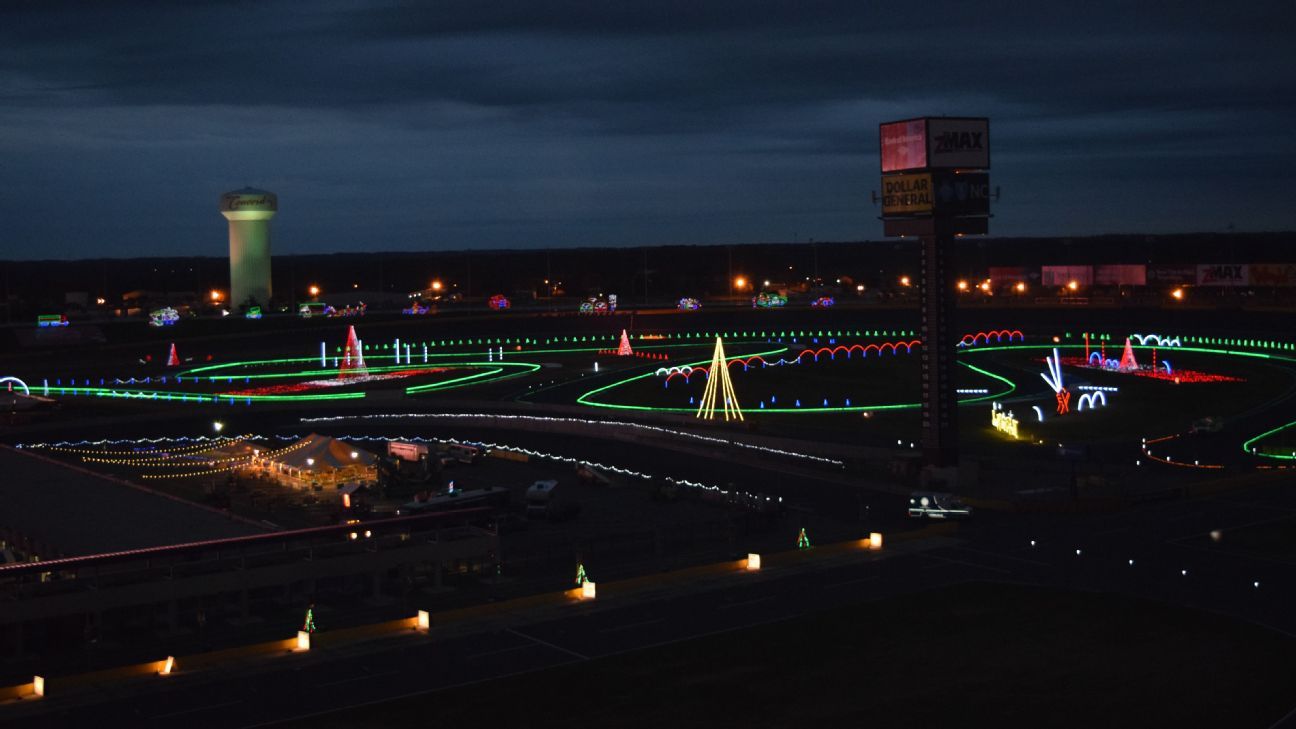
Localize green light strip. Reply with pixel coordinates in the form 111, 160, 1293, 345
405, 362, 542, 394
1242, 420, 1296, 460
575, 346, 1015, 413
959, 342, 1296, 364
40, 386, 365, 403
182, 333, 908, 379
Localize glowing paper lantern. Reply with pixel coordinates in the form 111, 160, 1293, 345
582, 581, 597, 599
868, 533, 883, 550
32, 675, 45, 698
296, 630, 311, 651
417, 610, 430, 631
746, 553, 761, 571
160, 656, 175, 675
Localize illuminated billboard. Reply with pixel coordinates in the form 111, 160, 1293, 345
880, 117, 989, 172
1250, 263, 1296, 287
1147, 264, 1195, 285
881, 173, 933, 215
1196, 264, 1249, 286
1094, 264, 1147, 286
932, 172, 990, 216
880, 119, 927, 173
1041, 266, 1093, 287
926, 118, 990, 169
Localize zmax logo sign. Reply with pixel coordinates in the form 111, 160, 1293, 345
933, 131, 985, 154
926, 119, 990, 169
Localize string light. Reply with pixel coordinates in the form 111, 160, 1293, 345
298, 413, 845, 466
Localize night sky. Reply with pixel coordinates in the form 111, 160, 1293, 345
1, 1, 1293, 259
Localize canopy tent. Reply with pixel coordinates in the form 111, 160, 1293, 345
249, 433, 377, 489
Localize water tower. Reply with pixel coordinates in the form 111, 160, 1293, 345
219, 187, 277, 310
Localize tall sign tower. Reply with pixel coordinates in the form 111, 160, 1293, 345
878, 118, 991, 466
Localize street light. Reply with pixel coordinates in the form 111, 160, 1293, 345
899, 275, 911, 287
733, 276, 747, 290
1066, 280, 1079, 292
957, 280, 968, 291
431, 280, 443, 292
212, 421, 224, 434
1171, 287, 1185, 301
1015, 281, 1027, 293
209, 289, 222, 302
308, 285, 321, 297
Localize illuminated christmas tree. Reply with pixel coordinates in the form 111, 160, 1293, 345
166, 343, 180, 367
797, 527, 811, 550
303, 606, 317, 633
340, 325, 367, 377
574, 563, 587, 586
696, 337, 743, 421
617, 329, 633, 356
1119, 337, 1138, 371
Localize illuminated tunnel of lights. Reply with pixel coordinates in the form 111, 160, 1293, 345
657, 340, 922, 385
579, 341, 1015, 413
957, 329, 1024, 347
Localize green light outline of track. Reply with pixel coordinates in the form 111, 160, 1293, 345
43, 362, 542, 404
960, 342, 1296, 462
36, 386, 365, 403
1242, 420, 1296, 460
405, 361, 542, 394
177, 335, 912, 378
179, 344, 701, 379
318, 328, 917, 351
576, 345, 1015, 413
182, 362, 492, 383
959, 342, 1296, 363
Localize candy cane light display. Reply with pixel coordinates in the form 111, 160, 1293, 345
1041, 348, 1070, 415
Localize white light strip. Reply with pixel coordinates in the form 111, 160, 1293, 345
297, 413, 844, 467
18, 429, 788, 504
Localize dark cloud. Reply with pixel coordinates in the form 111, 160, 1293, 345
0, 0, 1293, 258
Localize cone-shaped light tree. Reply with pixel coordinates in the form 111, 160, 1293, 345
340, 325, 367, 377
1118, 337, 1139, 371
696, 337, 743, 421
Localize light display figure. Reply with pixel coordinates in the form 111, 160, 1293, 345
696, 337, 743, 421
1041, 348, 1070, 415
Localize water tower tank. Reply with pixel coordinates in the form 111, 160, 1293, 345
220, 187, 277, 311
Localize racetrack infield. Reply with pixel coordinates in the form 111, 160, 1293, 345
271, 580, 1296, 729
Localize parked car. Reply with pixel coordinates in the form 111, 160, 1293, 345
908, 491, 973, 520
